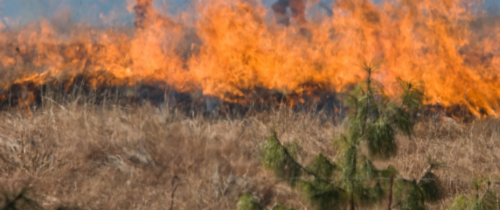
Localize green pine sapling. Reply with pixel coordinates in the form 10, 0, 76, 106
447, 179, 500, 210
239, 61, 444, 210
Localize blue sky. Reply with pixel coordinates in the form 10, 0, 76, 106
0, 0, 498, 27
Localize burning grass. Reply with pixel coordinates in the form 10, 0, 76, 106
0, 99, 499, 209
1, 0, 499, 117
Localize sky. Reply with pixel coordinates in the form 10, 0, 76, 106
0, 0, 498, 27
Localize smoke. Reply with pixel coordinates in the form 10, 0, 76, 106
0, 0, 131, 27
485, 1, 500, 15
1, 0, 498, 28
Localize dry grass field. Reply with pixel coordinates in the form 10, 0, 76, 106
0, 0, 498, 209
0, 100, 499, 210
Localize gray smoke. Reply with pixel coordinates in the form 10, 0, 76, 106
0, 0, 498, 27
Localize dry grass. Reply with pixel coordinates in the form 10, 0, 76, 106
0, 101, 499, 210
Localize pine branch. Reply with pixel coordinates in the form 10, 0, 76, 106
237, 192, 264, 210
360, 67, 372, 136
169, 175, 179, 210
417, 164, 433, 185
480, 189, 490, 203
349, 190, 355, 210
387, 176, 394, 210
271, 132, 333, 185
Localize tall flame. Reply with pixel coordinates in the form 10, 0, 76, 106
0, 0, 498, 116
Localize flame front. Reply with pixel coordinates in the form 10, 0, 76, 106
0, 0, 499, 116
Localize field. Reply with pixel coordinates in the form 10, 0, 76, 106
0, 0, 499, 209
0, 100, 499, 210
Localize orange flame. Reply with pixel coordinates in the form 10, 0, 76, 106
0, 0, 499, 116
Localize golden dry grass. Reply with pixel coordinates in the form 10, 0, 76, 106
0, 101, 499, 210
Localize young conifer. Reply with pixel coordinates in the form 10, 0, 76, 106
239, 61, 444, 210
447, 180, 500, 210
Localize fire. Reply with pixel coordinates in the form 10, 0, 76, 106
0, 0, 498, 116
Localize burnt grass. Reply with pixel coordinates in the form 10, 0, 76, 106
0, 71, 480, 122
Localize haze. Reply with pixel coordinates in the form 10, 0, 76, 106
0, 0, 498, 27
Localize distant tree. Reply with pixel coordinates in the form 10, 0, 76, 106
238, 61, 445, 210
